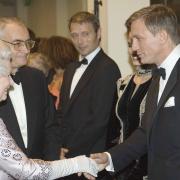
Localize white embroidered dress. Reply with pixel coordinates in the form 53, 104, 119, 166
0, 119, 97, 180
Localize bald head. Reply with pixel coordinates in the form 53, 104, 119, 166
0, 17, 27, 39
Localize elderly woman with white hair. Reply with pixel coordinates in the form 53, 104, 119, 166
0, 41, 97, 180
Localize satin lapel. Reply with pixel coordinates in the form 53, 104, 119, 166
146, 76, 160, 117
18, 68, 33, 149
156, 61, 179, 112
145, 76, 160, 143
69, 62, 94, 101
64, 62, 78, 107
147, 60, 179, 144
0, 95, 26, 151
65, 50, 103, 113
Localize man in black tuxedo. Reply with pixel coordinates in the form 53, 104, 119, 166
58, 12, 121, 179
0, 17, 59, 160
91, 4, 180, 180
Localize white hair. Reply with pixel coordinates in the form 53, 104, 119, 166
0, 41, 11, 76
0, 65, 8, 76
0, 17, 27, 38
0, 41, 11, 60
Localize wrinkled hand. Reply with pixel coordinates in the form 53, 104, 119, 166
60, 148, 69, 159
90, 153, 109, 172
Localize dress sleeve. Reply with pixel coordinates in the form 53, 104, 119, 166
0, 119, 97, 180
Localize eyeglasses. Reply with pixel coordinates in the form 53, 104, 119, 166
0, 39, 35, 50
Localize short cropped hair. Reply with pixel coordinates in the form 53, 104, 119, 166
68, 11, 100, 33
125, 4, 180, 44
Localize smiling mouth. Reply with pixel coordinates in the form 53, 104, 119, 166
132, 51, 141, 61
78, 46, 86, 50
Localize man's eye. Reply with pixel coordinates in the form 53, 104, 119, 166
71, 34, 78, 39
82, 32, 89, 36
13, 42, 21, 46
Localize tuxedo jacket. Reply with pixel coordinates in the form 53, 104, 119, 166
109, 59, 180, 180
0, 66, 59, 160
58, 49, 121, 158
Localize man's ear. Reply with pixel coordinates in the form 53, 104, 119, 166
97, 28, 101, 41
158, 30, 168, 44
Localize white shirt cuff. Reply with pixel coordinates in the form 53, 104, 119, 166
104, 152, 114, 172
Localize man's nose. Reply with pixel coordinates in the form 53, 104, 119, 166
77, 35, 84, 44
131, 39, 139, 52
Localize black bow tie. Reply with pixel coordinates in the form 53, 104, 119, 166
79, 58, 88, 65
153, 67, 166, 80
11, 73, 21, 85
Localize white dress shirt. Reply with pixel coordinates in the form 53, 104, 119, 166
158, 44, 180, 103
106, 44, 180, 172
70, 47, 101, 97
9, 82, 28, 148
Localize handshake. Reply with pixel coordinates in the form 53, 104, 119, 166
74, 152, 110, 180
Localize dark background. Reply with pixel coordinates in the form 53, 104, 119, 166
150, 0, 180, 25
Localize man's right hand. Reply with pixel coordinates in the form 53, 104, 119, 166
90, 152, 109, 172
60, 148, 69, 159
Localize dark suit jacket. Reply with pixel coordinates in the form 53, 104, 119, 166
0, 66, 60, 160
58, 49, 121, 158
109, 59, 180, 180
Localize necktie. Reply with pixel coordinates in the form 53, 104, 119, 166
11, 73, 21, 85
153, 67, 166, 80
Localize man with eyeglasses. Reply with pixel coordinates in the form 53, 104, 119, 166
0, 17, 60, 161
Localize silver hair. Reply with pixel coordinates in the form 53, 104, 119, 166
0, 41, 11, 60
0, 17, 27, 38
0, 65, 8, 76
0, 41, 11, 76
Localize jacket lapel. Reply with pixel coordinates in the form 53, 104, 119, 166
70, 61, 95, 101
62, 62, 79, 112
18, 68, 32, 150
144, 75, 160, 144
157, 61, 179, 111
0, 95, 26, 152
64, 50, 103, 113
147, 60, 179, 143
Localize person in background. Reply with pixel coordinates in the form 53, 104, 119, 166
0, 17, 59, 161
27, 52, 51, 77
0, 41, 98, 180
33, 37, 48, 54
39, 35, 79, 109
91, 4, 180, 180
27, 28, 36, 53
114, 23, 153, 180
58, 11, 121, 180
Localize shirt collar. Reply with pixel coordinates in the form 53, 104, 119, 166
159, 44, 180, 80
80, 47, 101, 64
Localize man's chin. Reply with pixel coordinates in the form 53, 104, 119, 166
11, 59, 28, 68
